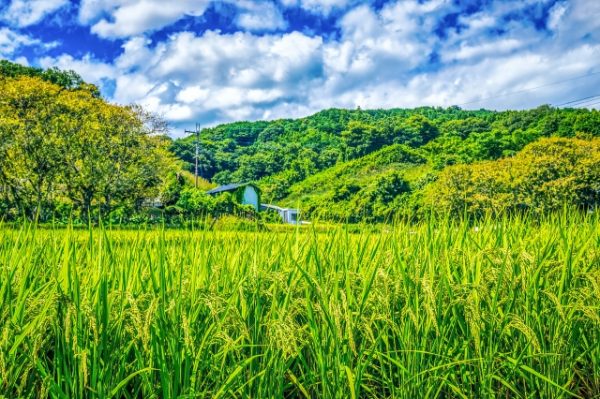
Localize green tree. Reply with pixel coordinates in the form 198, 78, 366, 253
0, 74, 178, 222
341, 120, 380, 159
0, 77, 64, 218
427, 137, 600, 216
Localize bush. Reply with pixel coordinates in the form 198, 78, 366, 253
426, 137, 600, 216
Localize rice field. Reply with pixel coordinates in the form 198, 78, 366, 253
1, 212, 599, 398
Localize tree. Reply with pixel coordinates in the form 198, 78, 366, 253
0, 74, 179, 222
0, 59, 98, 95
341, 120, 380, 159
426, 137, 600, 216
0, 77, 65, 219
401, 115, 439, 145
372, 171, 411, 203
57, 93, 177, 219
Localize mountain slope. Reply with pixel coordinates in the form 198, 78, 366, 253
170, 105, 600, 220
278, 145, 432, 221
173, 106, 600, 196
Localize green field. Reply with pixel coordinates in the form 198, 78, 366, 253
1, 213, 599, 398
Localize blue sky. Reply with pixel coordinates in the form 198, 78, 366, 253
1, 0, 599, 134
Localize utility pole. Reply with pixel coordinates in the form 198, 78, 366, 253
184, 123, 200, 188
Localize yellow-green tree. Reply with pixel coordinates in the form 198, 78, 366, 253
0, 77, 65, 218
0, 75, 179, 221
426, 137, 600, 215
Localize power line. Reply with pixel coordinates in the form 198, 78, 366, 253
556, 94, 600, 107
454, 69, 600, 107
574, 99, 600, 108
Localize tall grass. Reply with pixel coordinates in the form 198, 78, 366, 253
1, 211, 599, 398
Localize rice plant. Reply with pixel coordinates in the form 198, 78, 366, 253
0, 211, 599, 398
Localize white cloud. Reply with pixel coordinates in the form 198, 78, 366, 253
235, 1, 287, 32
115, 36, 154, 70
78, 0, 115, 23
549, 0, 600, 43
324, 0, 449, 90
308, 42, 600, 113
36, 0, 600, 132
3, 0, 69, 27
0, 27, 57, 58
547, 2, 567, 31
80, 0, 211, 38
442, 38, 524, 62
80, 0, 288, 38
176, 86, 210, 103
39, 53, 116, 83
0, 28, 37, 56
41, 29, 323, 127
282, 0, 352, 15
459, 12, 496, 30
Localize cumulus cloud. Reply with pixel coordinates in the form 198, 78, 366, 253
79, 0, 211, 38
235, 1, 287, 32
30, 0, 600, 132
39, 29, 323, 124
39, 53, 116, 84
79, 0, 289, 38
324, 44, 600, 112
548, 0, 600, 44
281, 0, 353, 15
0, 28, 38, 56
0, 27, 58, 59
442, 38, 525, 63
2, 0, 69, 27
320, 0, 451, 96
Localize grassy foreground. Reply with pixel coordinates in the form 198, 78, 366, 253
1, 213, 599, 398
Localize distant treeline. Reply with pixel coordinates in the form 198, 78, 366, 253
173, 103, 599, 221
1, 60, 599, 224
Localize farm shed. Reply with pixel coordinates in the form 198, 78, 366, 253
261, 204, 300, 224
206, 183, 260, 210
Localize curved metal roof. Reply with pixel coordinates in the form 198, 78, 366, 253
206, 183, 258, 195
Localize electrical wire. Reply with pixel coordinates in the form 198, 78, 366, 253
574, 99, 600, 108
555, 94, 600, 107
454, 69, 600, 107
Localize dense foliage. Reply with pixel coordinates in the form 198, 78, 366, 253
0, 66, 177, 222
1, 213, 598, 397
2, 60, 599, 223
428, 137, 600, 216
172, 105, 600, 221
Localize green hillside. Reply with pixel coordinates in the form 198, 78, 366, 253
280, 136, 599, 221
1, 60, 599, 223
279, 145, 432, 221
173, 105, 600, 189
171, 104, 600, 221
172, 105, 600, 221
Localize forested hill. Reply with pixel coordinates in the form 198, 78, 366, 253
1, 60, 598, 223
172, 105, 600, 220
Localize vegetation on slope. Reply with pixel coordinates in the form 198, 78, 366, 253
428, 137, 600, 216
172, 103, 600, 221
1, 60, 599, 223
173, 105, 600, 188
280, 137, 600, 221
279, 144, 431, 221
